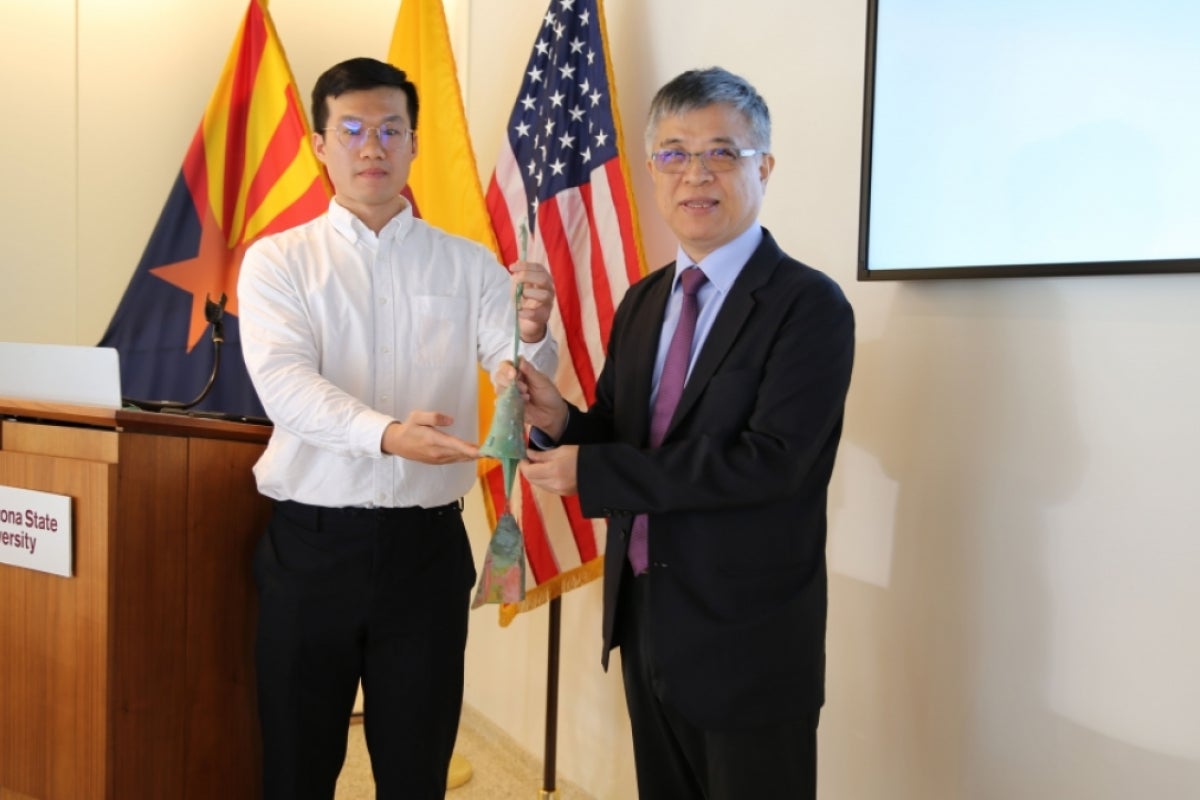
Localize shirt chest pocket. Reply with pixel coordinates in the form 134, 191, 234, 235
411, 295, 470, 367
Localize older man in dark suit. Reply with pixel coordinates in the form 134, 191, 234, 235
516, 66, 855, 799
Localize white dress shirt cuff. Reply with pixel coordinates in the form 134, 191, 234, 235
353, 407, 398, 457
518, 330, 558, 374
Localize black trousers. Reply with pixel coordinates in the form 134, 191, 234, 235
252, 499, 474, 800
617, 571, 820, 800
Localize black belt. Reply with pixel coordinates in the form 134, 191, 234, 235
275, 498, 463, 529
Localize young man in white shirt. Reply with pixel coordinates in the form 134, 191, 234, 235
238, 57, 557, 800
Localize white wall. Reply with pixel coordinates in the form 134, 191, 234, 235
4, 1, 1199, 798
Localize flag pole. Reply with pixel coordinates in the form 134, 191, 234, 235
540, 596, 562, 799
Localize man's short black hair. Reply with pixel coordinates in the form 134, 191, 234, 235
311, 57, 419, 133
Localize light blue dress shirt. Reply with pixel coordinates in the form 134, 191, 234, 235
648, 223, 763, 410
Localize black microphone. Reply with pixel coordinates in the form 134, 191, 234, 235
122, 292, 227, 413
205, 292, 226, 345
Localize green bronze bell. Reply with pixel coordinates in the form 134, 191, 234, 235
470, 511, 526, 608
479, 381, 526, 497
471, 227, 532, 608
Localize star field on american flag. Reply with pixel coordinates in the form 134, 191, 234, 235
506, 0, 618, 230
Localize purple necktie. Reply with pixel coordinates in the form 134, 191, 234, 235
628, 266, 708, 575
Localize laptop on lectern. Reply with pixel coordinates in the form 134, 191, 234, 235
0, 342, 122, 409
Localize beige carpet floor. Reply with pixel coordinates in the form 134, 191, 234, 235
334, 704, 593, 799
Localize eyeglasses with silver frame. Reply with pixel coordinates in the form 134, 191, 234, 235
650, 147, 761, 173
323, 122, 414, 153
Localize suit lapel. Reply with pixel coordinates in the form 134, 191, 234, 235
664, 232, 784, 440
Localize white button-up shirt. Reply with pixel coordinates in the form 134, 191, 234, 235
238, 200, 557, 508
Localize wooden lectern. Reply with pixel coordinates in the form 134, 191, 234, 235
0, 398, 272, 799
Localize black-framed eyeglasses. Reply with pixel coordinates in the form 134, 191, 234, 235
323, 123, 414, 152
650, 147, 761, 173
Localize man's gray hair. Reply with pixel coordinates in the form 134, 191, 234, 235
644, 67, 771, 153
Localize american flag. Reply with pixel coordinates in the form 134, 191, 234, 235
485, 0, 645, 624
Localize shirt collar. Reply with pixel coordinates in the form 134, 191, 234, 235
671, 222, 763, 294
327, 197, 414, 245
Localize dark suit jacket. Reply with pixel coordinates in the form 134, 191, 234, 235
558, 228, 855, 730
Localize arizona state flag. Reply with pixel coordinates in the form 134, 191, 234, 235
100, 0, 330, 417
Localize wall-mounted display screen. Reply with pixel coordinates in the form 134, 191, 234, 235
859, 0, 1200, 280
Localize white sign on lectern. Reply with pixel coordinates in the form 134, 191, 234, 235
0, 341, 121, 408
0, 485, 73, 577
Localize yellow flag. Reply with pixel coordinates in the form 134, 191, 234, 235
388, 0, 498, 254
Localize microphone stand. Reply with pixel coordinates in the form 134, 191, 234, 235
122, 293, 226, 412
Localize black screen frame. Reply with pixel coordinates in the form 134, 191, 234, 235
856, 0, 1200, 282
